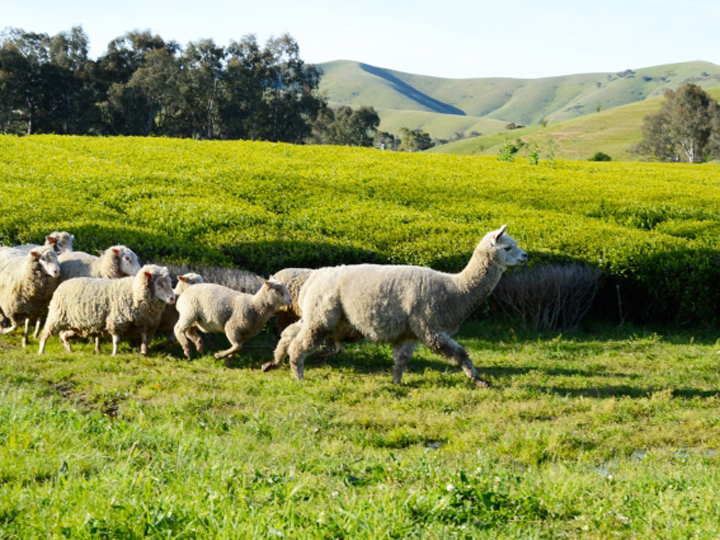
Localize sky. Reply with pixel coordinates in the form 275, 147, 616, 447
2, 0, 719, 80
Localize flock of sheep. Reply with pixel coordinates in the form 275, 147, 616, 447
0, 225, 528, 387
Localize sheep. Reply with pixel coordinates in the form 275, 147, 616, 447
271, 267, 362, 361
37, 264, 176, 356
266, 225, 528, 387
0, 246, 61, 348
157, 261, 262, 294
149, 272, 204, 350
14, 231, 75, 254
58, 245, 140, 282
174, 277, 292, 366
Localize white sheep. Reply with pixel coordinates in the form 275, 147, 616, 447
267, 225, 528, 387
58, 245, 140, 281
174, 277, 292, 366
38, 264, 176, 356
0, 246, 61, 348
15, 231, 75, 254
149, 272, 204, 350
271, 267, 361, 361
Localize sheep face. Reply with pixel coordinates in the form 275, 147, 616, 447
48, 231, 74, 253
480, 225, 528, 266
265, 278, 293, 307
146, 269, 176, 305
113, 247, 141, 276
175, 273, 204, 295
31, 248, 61, 278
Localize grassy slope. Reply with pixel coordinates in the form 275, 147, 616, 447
3, 321, 720, 538
318, 60, 720, 141
428, 87, 720, 160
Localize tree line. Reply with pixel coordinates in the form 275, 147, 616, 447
0, 26, 384, 146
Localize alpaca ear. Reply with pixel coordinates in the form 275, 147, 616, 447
493, 225, 508, 243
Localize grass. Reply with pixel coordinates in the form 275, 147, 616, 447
3, 320, 720, 538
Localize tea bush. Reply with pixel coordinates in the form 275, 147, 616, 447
1, 135, 718, 323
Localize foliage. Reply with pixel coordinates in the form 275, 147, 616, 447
0, 27, 325, 143
398, 127, 433, 152
1, 135, 720, 324
589, 151, 612, 162
528, 143, 540, 165
634, 83, 720, 163
497, 139, 519, 162
308, 105, 380, 146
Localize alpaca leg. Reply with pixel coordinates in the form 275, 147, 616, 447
421, 331, 490, 388
392, 340, 419, 384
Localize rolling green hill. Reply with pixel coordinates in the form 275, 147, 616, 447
427, 87, 720, 160
317, 60, 720, 146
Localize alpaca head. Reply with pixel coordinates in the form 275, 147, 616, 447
478, 225, 528, 266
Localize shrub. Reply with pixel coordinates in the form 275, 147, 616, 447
589, 151, 612, 161
491, 264, 602, 331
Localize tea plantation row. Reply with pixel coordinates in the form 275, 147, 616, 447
1, 135, 718, 323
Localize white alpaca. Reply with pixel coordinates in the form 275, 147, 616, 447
268, 225, 527, 387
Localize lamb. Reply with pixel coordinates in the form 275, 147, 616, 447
174, 277, 292, 366
266, 225, 528, 387
0, 246, 61, 348
37, 264, 176, 356
15, 231, 75, 254
150, 272, 204, 350
58, 245, 140, 281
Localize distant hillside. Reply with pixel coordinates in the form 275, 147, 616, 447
426, 87, 720, 161
317, 60, 720, 143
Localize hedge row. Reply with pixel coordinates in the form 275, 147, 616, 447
1, 135, 718, 324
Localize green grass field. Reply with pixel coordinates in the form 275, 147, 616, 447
1, 135, 720, 537
3, 321, 720, 538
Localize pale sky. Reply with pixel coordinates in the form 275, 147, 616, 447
2, 0, 718, 79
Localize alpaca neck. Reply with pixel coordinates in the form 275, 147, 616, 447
451, 247, 506, 320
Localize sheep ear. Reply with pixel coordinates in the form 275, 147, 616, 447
30, 250, 40, 258
47, 236, 55, 244
493, 225, 508, 243
112, 248, 120, 256
144, 271, 152, 280
257, 275, 268, 287
178, 276, 187, 283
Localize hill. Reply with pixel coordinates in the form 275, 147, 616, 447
427, 87, 720, 160
317, 60, 720, 143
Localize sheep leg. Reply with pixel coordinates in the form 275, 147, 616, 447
263, 321, 302, 372
287, 325, 329, 380
21, 318, 31, 348
94, 337, 101, 353
392, 340, 419, 384
111, 334, 121, 356
214, 339, 243, 365
0, 320, 17, 334
33, 318, 42, 340
139, 332, 149, 356
186, 327, 204, 355
422, 332, 491, 388
59, 330, 75, 352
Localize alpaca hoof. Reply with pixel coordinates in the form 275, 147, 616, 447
474, 377, 492, 389
261, 362, 278, 372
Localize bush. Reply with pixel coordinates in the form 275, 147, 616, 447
589, 152, 612, 162
491, 264, 602, 331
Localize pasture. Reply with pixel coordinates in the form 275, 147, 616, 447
1, 135, 720, 538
